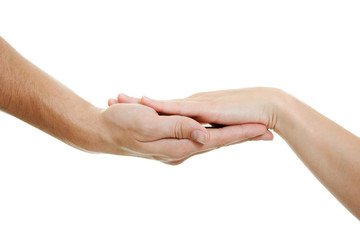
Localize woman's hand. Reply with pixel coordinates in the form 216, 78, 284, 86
109, 87, 285, 130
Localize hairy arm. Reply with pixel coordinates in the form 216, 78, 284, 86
0, 36, 102, 151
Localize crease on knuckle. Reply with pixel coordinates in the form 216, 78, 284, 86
237, 126, 245, 139
174, 119, 184, 139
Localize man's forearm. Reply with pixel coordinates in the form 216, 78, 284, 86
0, 37, 103, 151
275, 93, 360, 219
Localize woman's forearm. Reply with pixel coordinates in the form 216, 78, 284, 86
275, 92, 360, 219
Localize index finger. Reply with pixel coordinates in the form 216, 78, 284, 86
141, 96, 204, 117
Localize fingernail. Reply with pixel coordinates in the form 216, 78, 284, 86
108, 98, 116, 106
191, 130, 207, 144
117, 93, 125, 98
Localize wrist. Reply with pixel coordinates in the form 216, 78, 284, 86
65, 104, 108, 153
270, 89, 298, 135
254, 87, 289, 130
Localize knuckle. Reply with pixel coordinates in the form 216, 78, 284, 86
239, 127, 250, 139
173, 119, 184, 139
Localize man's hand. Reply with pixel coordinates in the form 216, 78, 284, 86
0, 37, 272, 165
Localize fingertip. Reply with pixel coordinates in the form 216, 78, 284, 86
117, 93, 123, 101
191, 129, 209, 144
240, 123, 268, 138
116, 93, 142, 103
257, 124, 268, 134
262, 130, 274, 140
251, 130, 274, 141
141, 96, 158, 111
108, 98, 117, 106
141, 96, 151, 104
117, 93, 128, 102
191, 120, 209, 144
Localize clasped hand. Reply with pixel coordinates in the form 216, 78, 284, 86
105, 88, 277, 165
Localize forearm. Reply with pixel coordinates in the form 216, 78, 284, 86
0, 37, 103, 151
274, 92, 360, 219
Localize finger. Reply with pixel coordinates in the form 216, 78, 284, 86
108, 98, 118, 106
155, 115, 209, 144
141, 96, 203, 117
251, 130, 274, 141
117, 93, 142, 104
204, 123, 268, 148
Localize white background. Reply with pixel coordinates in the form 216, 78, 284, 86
1, 0, 359, 239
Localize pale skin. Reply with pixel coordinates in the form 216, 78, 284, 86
0, 37, 272, 164
3, 35, 358, 219
109, 88, 360, 219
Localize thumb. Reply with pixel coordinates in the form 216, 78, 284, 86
157, 115, 208, 144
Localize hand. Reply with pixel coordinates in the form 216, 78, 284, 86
103, 101, 273, 165
108, 87, 284, 130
